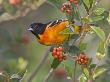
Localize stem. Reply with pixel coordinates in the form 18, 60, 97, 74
43, 68, 54, 82
75, 28, 87, 45
105, 33, 110, 48
26, 47, 51, 82
88, 70, 93, 82
72, 61, 77, 82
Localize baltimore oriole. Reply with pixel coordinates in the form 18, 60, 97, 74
28, 19, 81, 46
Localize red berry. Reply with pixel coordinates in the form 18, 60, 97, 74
76, 53, 89, 65
59, 57, 63, 62
80, 54, 85, 59
62, 5, 66, 9
74, 0, 78, 5
69, 0, 74, 3
58, 47, 63, 51
52, 47, 66, 62
60, 7, 65, 12
59, 51, 63, 55
54, 55, 58, 58
52, 51, 56, 56
80, 59, 84, 62
21, 34, 29, 44
9, 0, 21, 6
58, 54, 63, 58
56, 51, 61, 56
53, 48, 57, 51
54, 68, 66, 78
66, 9, 72, 14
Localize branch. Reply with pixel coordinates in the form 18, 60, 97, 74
26, 47, 51, 82
0, 0, 46, 23
74, 29, 87, 45
43, 68, 54, 82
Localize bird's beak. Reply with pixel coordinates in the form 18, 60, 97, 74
28, 28, 33, 31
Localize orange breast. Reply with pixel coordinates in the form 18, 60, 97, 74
37, 21, 69, 45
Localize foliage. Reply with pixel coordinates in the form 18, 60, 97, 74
46, 0, 110, 82
0, 0, 110, 82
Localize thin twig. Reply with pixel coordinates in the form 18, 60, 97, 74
105, 33, 110, 48
74, 29, 87, 45
72, 61, 77, 82
43, 68, 54, 82
26, 47, 51, 82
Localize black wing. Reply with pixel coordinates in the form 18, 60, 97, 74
47, 19, 67, 28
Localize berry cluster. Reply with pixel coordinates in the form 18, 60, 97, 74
60, 3, 73, 14
76, 53, 89, 65
69, 0, 78, 5
52, 47, 67, 62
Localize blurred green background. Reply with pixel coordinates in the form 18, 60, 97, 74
0, 0, 110, 82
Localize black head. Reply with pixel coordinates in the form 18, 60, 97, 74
28, 23, 47, 39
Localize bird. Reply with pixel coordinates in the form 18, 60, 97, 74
28, 19, 81, 46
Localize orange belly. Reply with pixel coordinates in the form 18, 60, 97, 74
37, 20, 69, 45
38, 29, 68, 45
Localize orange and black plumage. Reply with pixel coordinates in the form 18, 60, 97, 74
28, 20, 70, 46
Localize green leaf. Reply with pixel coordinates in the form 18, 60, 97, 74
79, 74, 87, 82
62, 34, 80, 53
60, 27, 73, 34
63, 60, 74, 77
87, 58, 92, 66
89, 64, 96, 70
79, 43, 88, 51
82, 17, 90, 23
97, 41, 105, 54
10, 69, 27, 82
51, 58, 61, 69
11, 74, 21, 79
89, 0, 93, 10
83, 68, 89, 78
82, 0, 93, 13
94, 7, 105, 15
68, 45, 80, 55
89, 16, 104, 22
3, 1, 15, 14
93, 67, 107, 79
91, 26, 105, 41
96, 40, 105, 60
